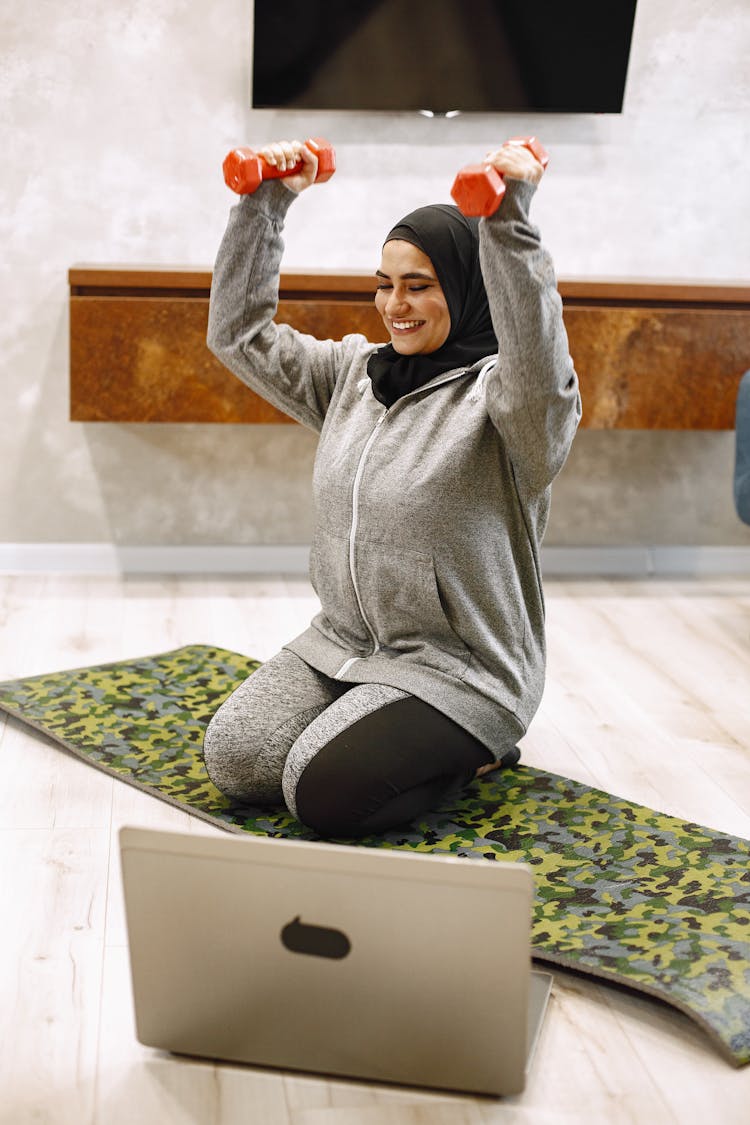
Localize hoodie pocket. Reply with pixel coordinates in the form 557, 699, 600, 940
354, 543, 470, 674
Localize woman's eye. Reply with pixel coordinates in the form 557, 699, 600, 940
409, 285, 428, 292
376, 284, 392, 291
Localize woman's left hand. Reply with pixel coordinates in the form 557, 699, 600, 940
483, 141, 546, 185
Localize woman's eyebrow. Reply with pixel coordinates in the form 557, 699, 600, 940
375, 269, 436, 281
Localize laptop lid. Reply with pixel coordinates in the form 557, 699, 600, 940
119, 826, 547, 1097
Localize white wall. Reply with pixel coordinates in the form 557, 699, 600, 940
2, 0, 749, 556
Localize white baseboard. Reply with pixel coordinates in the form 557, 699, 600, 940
541, 545, 750, 576
0, 544, 311, 575
0, 543, 749, 577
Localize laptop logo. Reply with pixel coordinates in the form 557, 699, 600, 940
281, 915, 352, 960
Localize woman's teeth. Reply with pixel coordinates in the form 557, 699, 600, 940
392, 321, 424, 331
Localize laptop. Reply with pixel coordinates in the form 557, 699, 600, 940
119, 826, 552, 1097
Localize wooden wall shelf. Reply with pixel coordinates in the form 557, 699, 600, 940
69, 266, 750, 428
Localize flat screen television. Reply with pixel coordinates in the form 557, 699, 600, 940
252, 0, 638, 115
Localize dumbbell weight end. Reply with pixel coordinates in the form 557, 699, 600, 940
450, 136, 549, 218
450, 163, 507, 218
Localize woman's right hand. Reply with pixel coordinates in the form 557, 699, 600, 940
259, 139, 319, 194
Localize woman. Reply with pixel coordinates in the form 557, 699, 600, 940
204, 138, 581, 837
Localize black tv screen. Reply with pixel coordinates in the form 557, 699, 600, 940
252, 0, 638, 115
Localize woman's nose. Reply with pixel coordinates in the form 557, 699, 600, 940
386, 289, 409, 316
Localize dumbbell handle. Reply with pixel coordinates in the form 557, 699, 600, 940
504, 135, 550, 170
234, 148, 309, 184
223, 137, 335, 194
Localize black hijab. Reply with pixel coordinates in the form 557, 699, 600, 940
366, 203, 498, 408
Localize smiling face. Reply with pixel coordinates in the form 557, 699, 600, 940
374, 240, 451, 355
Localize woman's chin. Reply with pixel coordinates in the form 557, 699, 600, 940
391, 335, 421, 355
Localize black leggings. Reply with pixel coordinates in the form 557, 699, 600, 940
203, 649, 520, 839
295, 695, 510, 838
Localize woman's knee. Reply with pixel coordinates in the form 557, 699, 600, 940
280, 684, 410, 825
202, 696, 275, 802
293, 759, 469, 839
203, 652, 342, 804
283, 693, 493, 838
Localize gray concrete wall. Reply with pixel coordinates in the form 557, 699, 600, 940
2, 0, 749, 551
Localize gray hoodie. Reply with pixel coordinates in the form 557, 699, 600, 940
207, 178, 581, 757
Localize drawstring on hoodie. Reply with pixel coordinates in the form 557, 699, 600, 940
469, 359, 495, 403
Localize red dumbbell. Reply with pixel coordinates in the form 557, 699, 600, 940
450, 136, 549, 218
222, 137, 336, 194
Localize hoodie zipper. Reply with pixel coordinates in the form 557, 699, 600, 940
332, 365, 489, 680
333, 409, 387, 679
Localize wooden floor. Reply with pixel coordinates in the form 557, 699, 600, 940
1, 573, 749, 1125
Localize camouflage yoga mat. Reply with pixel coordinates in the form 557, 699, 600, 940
0, 644, 748, 1067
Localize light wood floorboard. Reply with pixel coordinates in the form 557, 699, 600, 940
0, 574, 748, 1124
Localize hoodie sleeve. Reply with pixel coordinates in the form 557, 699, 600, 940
478, 179, 581, 493
207, 181, 362, 432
